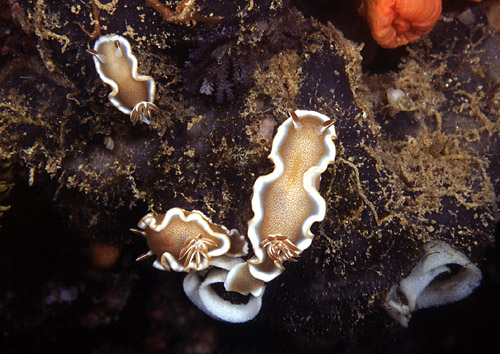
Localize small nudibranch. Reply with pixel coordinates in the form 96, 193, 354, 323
132, 208, 247, 272
359, 0, 442, 48
243, 110, 336, 283
88, 35, 158, 124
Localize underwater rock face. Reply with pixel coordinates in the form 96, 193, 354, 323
0, 0, 498, 351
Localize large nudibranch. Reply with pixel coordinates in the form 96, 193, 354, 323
227, 110, 337, 290
359, 0, 442, 48
89, 35, 158, 124
132, 208, 247, 272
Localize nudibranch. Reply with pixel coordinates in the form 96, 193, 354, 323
183, 257, 264, 323
359, 0, 442, 48
132, 208, 247, 272
226, 110, 337, 289
135, 110, 336, 322
88, 35, 158, 124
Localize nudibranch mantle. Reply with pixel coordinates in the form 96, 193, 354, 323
90, 35, 157, 124
245, 110, 337, 282
183, 257, 264, 323
133, 208, 247, 272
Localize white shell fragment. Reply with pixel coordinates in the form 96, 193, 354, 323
90, 34, 157, 124
384, 240, 482, 327
386, 87, 405, 105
